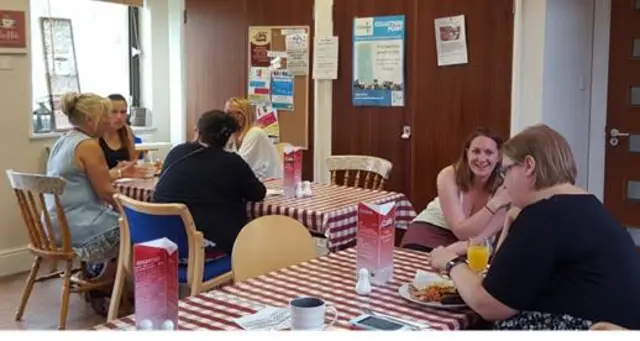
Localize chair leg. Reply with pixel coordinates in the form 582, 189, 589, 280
57, 260, 73, 330
14, 256, 42, 321
107, 258, 126, 321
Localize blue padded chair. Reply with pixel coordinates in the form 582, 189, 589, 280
107, 193, 232, 321
133, 135, 144, 160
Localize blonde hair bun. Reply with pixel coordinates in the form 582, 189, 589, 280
60, 92, 81, 117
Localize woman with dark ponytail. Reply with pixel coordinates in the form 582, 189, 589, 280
152, 110, 266, 255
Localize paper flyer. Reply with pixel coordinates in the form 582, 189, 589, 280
434, 15, 468, 66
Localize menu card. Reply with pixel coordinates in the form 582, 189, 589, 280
356, 202, 396, 285
282, 146, 303, 197
133, 237, 179, 330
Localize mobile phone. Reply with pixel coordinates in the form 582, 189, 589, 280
348, 314, 413, 331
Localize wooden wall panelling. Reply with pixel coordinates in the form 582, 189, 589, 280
410, 0, 513, 211
185, 0, 315, 179
332, 0, 417, 196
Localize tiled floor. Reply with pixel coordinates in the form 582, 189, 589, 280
0, 271, 105, 330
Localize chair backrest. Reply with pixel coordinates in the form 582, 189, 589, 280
5, 170, 73, 256
326, 155, 393, 190
275, 142, 292, 161
231, 215, 317, 282
113, 193, 196, 261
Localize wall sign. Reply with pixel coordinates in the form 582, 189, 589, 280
0, 10, 27, 51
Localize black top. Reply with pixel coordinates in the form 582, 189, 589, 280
483, 194, 640, 329
151, 142, 266, 254
99, 137, 130, 169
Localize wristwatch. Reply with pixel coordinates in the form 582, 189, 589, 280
445, 256, 467, 277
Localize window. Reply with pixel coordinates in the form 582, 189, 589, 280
30, 0, 141, 134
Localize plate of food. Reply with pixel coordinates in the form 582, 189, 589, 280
398, 270, 466, 309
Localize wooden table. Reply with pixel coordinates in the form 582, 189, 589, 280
93, 248, 478, 331
115, 179, 417, 251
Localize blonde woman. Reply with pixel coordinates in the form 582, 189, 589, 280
224, 97, 283, 179
45, 93, 120, 280
429, 124, 640, 330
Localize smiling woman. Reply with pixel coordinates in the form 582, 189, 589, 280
400, 127, 508, 252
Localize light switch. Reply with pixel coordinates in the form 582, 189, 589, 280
0, 56, 13, 70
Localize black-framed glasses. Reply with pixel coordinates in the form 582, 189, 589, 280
498, 163, 517, 178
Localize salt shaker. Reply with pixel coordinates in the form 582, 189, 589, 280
138, 319, 153, 330
355, 268, 373, 296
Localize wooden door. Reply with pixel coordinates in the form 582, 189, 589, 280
603, 0, 640, 244
332, 0, 417, 195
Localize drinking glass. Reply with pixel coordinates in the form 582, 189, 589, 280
467, 238, 491, 273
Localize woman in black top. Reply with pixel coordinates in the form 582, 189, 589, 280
430, 124, 640, 330
152, 110, 266, 255
100, 94, 144, 180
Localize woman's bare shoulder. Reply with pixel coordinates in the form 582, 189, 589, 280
436, 165, 456, 185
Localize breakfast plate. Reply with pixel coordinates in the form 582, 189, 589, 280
398, 271, 467, 309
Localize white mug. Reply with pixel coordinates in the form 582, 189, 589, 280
287, 297, 339, 330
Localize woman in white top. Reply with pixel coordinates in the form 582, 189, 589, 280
400, 127, 511, 253
224, 97, 283, 179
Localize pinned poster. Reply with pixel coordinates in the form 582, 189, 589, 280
255, 104, 280, 142
434, 15, 468, 66
352, 15, 405, 107
271, 69, 294, 111
249, 28, 271, 67
248, 67, 271, 104
285, 32, 309, 76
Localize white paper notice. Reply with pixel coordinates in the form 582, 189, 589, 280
285, 32, 309, 75
312, 36, 339, 80
434, 15, 469, 66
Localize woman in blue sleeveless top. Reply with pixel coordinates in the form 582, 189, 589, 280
46, 92, 121, 268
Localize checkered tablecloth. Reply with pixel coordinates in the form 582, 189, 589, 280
93, 248, 478, 331
114, 179, 417, 251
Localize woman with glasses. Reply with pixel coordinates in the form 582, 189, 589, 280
429, 124, 640, 330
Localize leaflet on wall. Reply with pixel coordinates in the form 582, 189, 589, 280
352, 15, 405, 107
248, 67, 271, 104
270, 69, 294, 111
285, 32, 309, 75
434, 15, 468, 66
255, 104, 280, 142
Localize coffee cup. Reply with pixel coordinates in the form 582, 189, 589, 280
286, 297, 338, 330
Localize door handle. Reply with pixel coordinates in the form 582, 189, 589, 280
610, 128, 630, 138
401, 125, 411, 139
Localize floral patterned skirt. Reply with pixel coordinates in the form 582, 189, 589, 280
494, 311, 593, 330
72, 226, 120, 264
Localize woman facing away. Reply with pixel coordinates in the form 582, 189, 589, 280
100, 94, 145, 180
152, 110, 267, 255
430, 124, 640, 330
224, 97, 283, 179
400, 127, 510, 253
45, 92, 120, 273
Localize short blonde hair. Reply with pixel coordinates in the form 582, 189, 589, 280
502, 124, 577, 189
225, 97, 255, 136
60, 92, 111, 127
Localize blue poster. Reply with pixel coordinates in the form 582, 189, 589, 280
271, 70, 294, 111
352, 15, 405, 107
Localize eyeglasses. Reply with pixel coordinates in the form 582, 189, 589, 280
498, 163, 517, 178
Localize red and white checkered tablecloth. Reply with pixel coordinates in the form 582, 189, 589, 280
114, 179, 417, 251
92, 248, 479, 331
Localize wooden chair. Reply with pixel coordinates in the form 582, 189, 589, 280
6, 170, 111, 330
108, 193, 233, 321
275, 142, 292, 161
326, 155, 393, 190
231, 215, 317, 283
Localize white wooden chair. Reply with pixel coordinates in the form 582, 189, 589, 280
326, 155, 393, 190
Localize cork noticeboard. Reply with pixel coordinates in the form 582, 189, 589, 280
247, 26, 310, 149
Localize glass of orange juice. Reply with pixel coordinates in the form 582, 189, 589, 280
467, 238, 491, 273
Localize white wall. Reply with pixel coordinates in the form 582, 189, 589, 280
0, 0, 179, 277
511, 0, 608, 198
